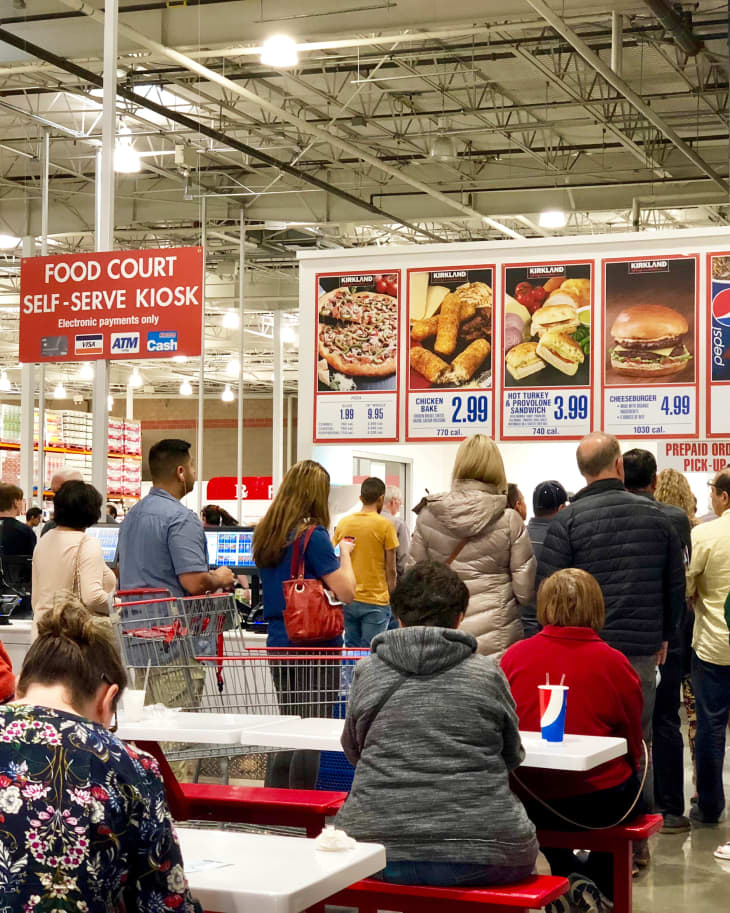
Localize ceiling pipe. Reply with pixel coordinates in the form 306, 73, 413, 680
55, 0, 523, 240
642, 0, 704, 57
0, 26, 447, 245
524, 0, 728, 195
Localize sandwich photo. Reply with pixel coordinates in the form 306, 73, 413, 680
506, 342, 546, 381
531, 303, 580, 338
536, 330, 585, 377
609, 304, 692, 379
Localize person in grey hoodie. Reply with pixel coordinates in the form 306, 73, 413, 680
406, 434, 536, 655
335, 560, 538, 887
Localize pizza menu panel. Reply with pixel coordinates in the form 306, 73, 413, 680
406, 266, 494, 440
500, 261, 593, 440
708, 253, 730, 438
601, 255, 699, 439
314, 271, 400, 442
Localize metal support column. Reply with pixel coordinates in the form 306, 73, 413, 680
286, 395, 292, 471
20, 236, 35, 506
35, 130, 51, 504
196, 195, 206, 514
126, 384, 133, 421
236, 209, 245, 522
91, 0, 117, 499
272, 310, 284, 492
611, 12, 623, 76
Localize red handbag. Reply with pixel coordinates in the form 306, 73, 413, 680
282, 526, 345, 643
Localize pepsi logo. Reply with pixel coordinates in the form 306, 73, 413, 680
712, 287, 730, 328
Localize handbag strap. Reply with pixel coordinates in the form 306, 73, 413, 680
290, 525, 316, 580
72, 534, 87, 600
446, 538, 469, 565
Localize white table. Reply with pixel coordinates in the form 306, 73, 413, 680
237, 718, 628, 771
116, 711, 295, 744
177, 826, 385, 913
1, 619, 33, 671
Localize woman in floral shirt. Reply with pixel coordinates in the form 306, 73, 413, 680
0, 595, 200, 913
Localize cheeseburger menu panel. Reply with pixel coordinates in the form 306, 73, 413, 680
314, 270, 400, 443
707, 253, 730, 438
501, 261, 593, 441
406, 266, 494, 440
601, 255, 699, 439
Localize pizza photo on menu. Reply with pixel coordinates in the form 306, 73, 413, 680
316, 273, 399, 393
408, 268, 493, 391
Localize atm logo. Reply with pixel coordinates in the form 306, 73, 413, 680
111, 332, 140, 354
147, 330, 178, 352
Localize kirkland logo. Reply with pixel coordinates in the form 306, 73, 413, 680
147, 330, 178, 352
110, 332, 140, 354
75, 334, 103, 354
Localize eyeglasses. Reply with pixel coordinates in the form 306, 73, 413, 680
100, 673, 119, 733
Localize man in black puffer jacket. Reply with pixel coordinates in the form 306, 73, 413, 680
537, 432, 686, 868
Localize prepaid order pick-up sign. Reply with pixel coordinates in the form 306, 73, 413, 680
20, 247, 204, 362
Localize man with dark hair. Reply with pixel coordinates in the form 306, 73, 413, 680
521, 480, 568, 639
507, 484, 527, 521
0, 483, 36, 557
624, 448, 692, 834
118, 438, 234, 597
687, 468, 730, 825
538, 432, 686, 867
26, 507, 42, 530
334, 477, 398, 647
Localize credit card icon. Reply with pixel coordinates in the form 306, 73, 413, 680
75, 334, 103, 354
41, 336, 68, 358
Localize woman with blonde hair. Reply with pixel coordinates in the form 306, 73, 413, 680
655, 468, 697, 525
253, 460, 356, 787
406, 434, 535, 654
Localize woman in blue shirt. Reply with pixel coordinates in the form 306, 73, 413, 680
253, 460, 355, 787
2, 596, 198, 913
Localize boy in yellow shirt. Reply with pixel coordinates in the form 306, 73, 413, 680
334, 477, 399, 647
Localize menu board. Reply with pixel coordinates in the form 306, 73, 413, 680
500, 261, 593, 440
406, 266, 494, 440
314, 270, 400, 442
601, 255, 699, 438
707, 253, 730, 438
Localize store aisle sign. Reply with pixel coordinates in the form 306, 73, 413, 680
657, 441, 730, 474
206, 477, 273, 500
19, 247, 204, 362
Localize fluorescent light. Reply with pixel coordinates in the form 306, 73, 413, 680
53, 382, 67, 400
179, 379, 193, 396
0, 234, 20, 249
282, 325, 297, 345
0, 371, 10, 392
221, 383, 234, 402
260, 35, 299, 68
222, 309, 240, 330
114, 124, 141, 174
79, 362, 94, 380
107, 395, 114, 410
538, 209, 567, 229
172, 355, 188, 363
226, 357, 241, 378
128, 368, 143, 388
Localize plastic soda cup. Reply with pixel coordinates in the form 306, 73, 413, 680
538, 684, 569, 742
122, 689, 146, 722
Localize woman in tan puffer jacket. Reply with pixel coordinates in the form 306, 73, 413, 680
406, 435, 536, 656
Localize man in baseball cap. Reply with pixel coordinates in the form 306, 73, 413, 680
521, 481, 568, 639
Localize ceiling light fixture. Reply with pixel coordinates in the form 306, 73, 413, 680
226, 357, 241, 378
172, 355, 188, 363
221, 383, 234, 402
260, 35, 299, 68
0, 234, 20, 249
107, 395, 114, 411
429, 118, 457, 162
222, 309, 240, 330
0, 371, 11, 393
282, 325, 297, 345
538, 209, 567, 229
128, 368, 143, 388
114, 123, 142, 174
79, 362, 94, 380
53, 382, 67, 400
179, 379, 193, 396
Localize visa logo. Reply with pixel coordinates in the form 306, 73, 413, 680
111, 332, 140, 354
147, 330, 178, 352
75, 334, 103, 354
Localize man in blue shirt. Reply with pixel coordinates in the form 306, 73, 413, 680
119, 438, 235, 598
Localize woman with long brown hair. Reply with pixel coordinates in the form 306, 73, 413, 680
253, 459, 355, 787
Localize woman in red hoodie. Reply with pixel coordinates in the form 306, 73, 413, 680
501, 568, 644, 912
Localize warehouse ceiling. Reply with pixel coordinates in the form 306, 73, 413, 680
0, 0, 728, 397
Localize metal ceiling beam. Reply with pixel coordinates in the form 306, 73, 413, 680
0, 26, 447, 245
524, 0, 728, 194
55, 0, 523, 240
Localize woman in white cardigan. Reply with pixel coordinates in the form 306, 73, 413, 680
32, 481, 115, 627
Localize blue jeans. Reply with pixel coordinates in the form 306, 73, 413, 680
374, 860, 535, 887
344, 600, 392, 648
692, 650, 730, 820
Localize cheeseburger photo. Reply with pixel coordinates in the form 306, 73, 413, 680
609, 304, 691, 379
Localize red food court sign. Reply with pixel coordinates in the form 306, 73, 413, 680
206, 477, 273, 500
19, 247, 204, 362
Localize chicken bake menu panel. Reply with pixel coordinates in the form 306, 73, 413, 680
500, 260, 593, 441
406, 266, 495, 441
601, 255, 699, 439
314, 270, 400, 442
